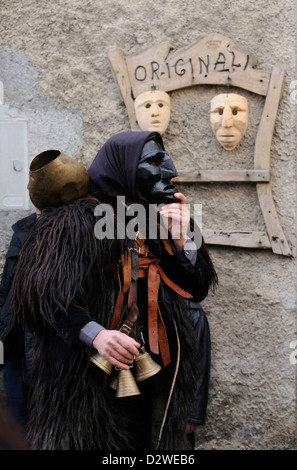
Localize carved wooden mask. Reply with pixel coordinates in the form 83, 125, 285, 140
134, 90, 171, 135
210, 93, 248, 150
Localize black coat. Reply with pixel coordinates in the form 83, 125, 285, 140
8, 199, 199, 449
0, 211, 211, 440
0, 213, 36, 366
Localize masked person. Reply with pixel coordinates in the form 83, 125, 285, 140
88, 131, 218, 450
10, 150, 140, 450
10, 137, 216, 450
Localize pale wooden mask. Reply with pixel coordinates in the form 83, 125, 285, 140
134, 90, 171, 135
210, 93, 248, 150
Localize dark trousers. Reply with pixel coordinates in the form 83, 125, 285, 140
2, 357, 28, 432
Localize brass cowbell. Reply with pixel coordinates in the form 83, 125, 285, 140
90, 352, 113, 375
115, 368, 141, 398
133, 351, 161, 382
108, 366, 142, 397
107, 350, 161, 397
90, 337, 161, 397
90, 352, 141, 398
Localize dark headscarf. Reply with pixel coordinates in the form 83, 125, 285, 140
88, 131, 218, 290
88, 131, 164, 202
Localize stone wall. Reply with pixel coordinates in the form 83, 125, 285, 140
0, 0, 296, 449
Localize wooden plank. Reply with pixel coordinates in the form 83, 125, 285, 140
220, 70, 269, 96
147, 69, 270, 97
202, 229, 272, 249
173, 169, 269, 183
256, 183, 291, 256
252, 65, 291, 256
108, 48, 138, 130
254, 66, 285, 170
124, 34, 271, 98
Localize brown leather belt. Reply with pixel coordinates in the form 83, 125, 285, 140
108, 239, 193, 367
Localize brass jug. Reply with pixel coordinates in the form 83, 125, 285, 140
28, 150, 89, 210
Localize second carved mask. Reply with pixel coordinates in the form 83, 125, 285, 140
210, 93, 248, 150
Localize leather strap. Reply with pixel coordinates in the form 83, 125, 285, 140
130, 249, 139, 281
135, 236, 149, 257
161, 237, 174, 255
128, 248, 138, 310
109, 246, 139, 332
119, 304, 139, 336
84, 194, 99, 201
108, 238, 193, 368
158, 222, 174, 255
109, 269, 124, 330
156, 262, 193, 299
122, 251, 132, 293
138, 256, 193, 299
138, 251, 193, 367
147, 263, 160, 355
147, 263, 171, 366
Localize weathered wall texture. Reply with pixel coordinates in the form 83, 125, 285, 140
0, 0, 296, 450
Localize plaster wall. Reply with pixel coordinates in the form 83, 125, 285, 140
0, 0, 296, 449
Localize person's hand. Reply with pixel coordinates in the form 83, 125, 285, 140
159, 192, 190, 250
92, 330, 140, 370
185, 422, 198, 434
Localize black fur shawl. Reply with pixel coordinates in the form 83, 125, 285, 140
11, 198, 199, 450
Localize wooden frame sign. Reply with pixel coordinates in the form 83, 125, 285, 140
109, 34, 291, 256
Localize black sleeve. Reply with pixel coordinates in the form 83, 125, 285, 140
0, 253, 11, 310
0, 214, 37, 310
160, 243, 213, 302
50, 305, 96, 348
0, 214, 36, 358
0, 247, 19, 356
0, 240, 23, 309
